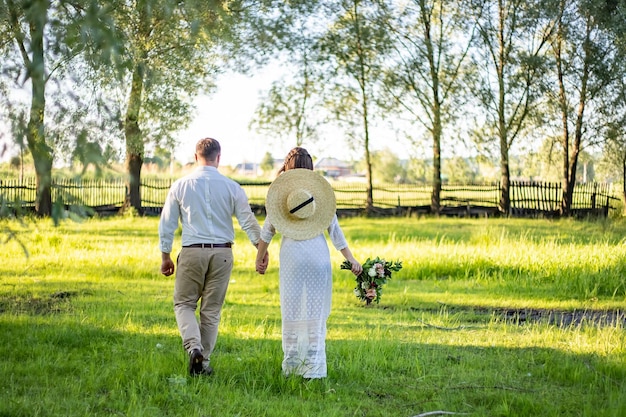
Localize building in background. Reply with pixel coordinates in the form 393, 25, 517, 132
315, 157, 354, 179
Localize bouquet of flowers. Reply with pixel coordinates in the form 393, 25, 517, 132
341, 257, 403, 305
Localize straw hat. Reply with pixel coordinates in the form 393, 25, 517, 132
265, 168, 336, 240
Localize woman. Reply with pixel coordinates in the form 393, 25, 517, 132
255, 147, 362, 379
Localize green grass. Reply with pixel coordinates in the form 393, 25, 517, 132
0, 215, 625, 416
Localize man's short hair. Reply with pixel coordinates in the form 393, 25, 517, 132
196, 138, 221, 161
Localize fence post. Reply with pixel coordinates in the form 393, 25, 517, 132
591, 183, 597, 210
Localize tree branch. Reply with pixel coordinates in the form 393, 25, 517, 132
6, 0, 33, 70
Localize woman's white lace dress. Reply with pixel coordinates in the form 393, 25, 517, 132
260, 214, 348, 378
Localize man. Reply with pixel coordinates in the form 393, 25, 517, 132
159, 138, 267, 376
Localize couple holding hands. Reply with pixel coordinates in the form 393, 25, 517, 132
159, 138, 362, 379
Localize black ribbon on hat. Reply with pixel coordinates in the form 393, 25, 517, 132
289, 196, 314, 214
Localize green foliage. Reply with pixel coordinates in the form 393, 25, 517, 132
1, 0, 132, 215
250, 63, 322, 147
368, 147, 407, 183
259, 151, 275, 176
443, 156, 478, 184
1, 216, 625, 416
3, 0, 626, 219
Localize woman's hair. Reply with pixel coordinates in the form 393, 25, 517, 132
279, 147, 313, 174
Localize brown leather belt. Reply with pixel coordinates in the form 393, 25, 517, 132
183, 243, 232, 248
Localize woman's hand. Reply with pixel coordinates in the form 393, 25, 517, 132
347, 256, 362, 276
340, 247, 363, 276
256, 250, 269, 274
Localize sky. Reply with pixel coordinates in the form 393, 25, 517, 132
174, 66, 414, 168
173, 68, 295, 167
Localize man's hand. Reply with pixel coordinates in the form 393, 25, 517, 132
256, 251, 269, 274
161, 253, 175, 276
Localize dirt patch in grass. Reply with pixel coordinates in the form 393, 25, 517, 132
486, 307, 625, 327
448, 305, 623, 327
405, 303, 625, 328
0, 291, 76, 315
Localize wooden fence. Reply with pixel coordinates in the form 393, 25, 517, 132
509, 181, 616, 217
0, 177, 619, 218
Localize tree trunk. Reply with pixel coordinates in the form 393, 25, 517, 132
360, 84, 374, 214
499, 144, 510, 215
122, 63, 145, 214
431, 123, 442, 215
125, 152, 143, 212
30, 125, 53, 217
424, 7, 441, 215
25, 0, 52, 216
622, 158, 626, 214
497, 5, 510, 215
553, 13, 572, 216
562, 17, 591, 216
354, 1, 373, 215
555, 35, 571, 216
564, 102, 584, 216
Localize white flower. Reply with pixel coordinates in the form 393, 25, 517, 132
368, 267, 377, 277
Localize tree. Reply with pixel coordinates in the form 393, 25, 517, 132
85, 0, 229, 213
90, 0, 319, 213
468, 0, 555, 214
382, 0, 478, 213
509, 137, 561, 181
599, 130, 626, 208
1, 0, 117, 215
143, 146, 172, 172
247, 0, 329, 149
71, 136, 107, 176
443, 156, 477, 184
405, 157, 431, 184
596, 70, 626, 209
369, 148, 407, 183
250, 40, 322, 147
548, 0, 624, 215
260, 151, 275, 176
317, 0, 392, 213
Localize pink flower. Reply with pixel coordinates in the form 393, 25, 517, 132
365, 288, 377, 299
374, 263, 385, 277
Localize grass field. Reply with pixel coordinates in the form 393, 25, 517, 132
0, 215, 625, 416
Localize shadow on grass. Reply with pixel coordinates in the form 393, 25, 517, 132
1, 304, 625, 417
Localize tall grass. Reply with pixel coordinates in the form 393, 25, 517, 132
0, 215, 624, 416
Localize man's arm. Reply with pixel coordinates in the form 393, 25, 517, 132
233, 186, 262, 245
159, 186, 180, 276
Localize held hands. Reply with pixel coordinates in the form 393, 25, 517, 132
256, 251, 269, 274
